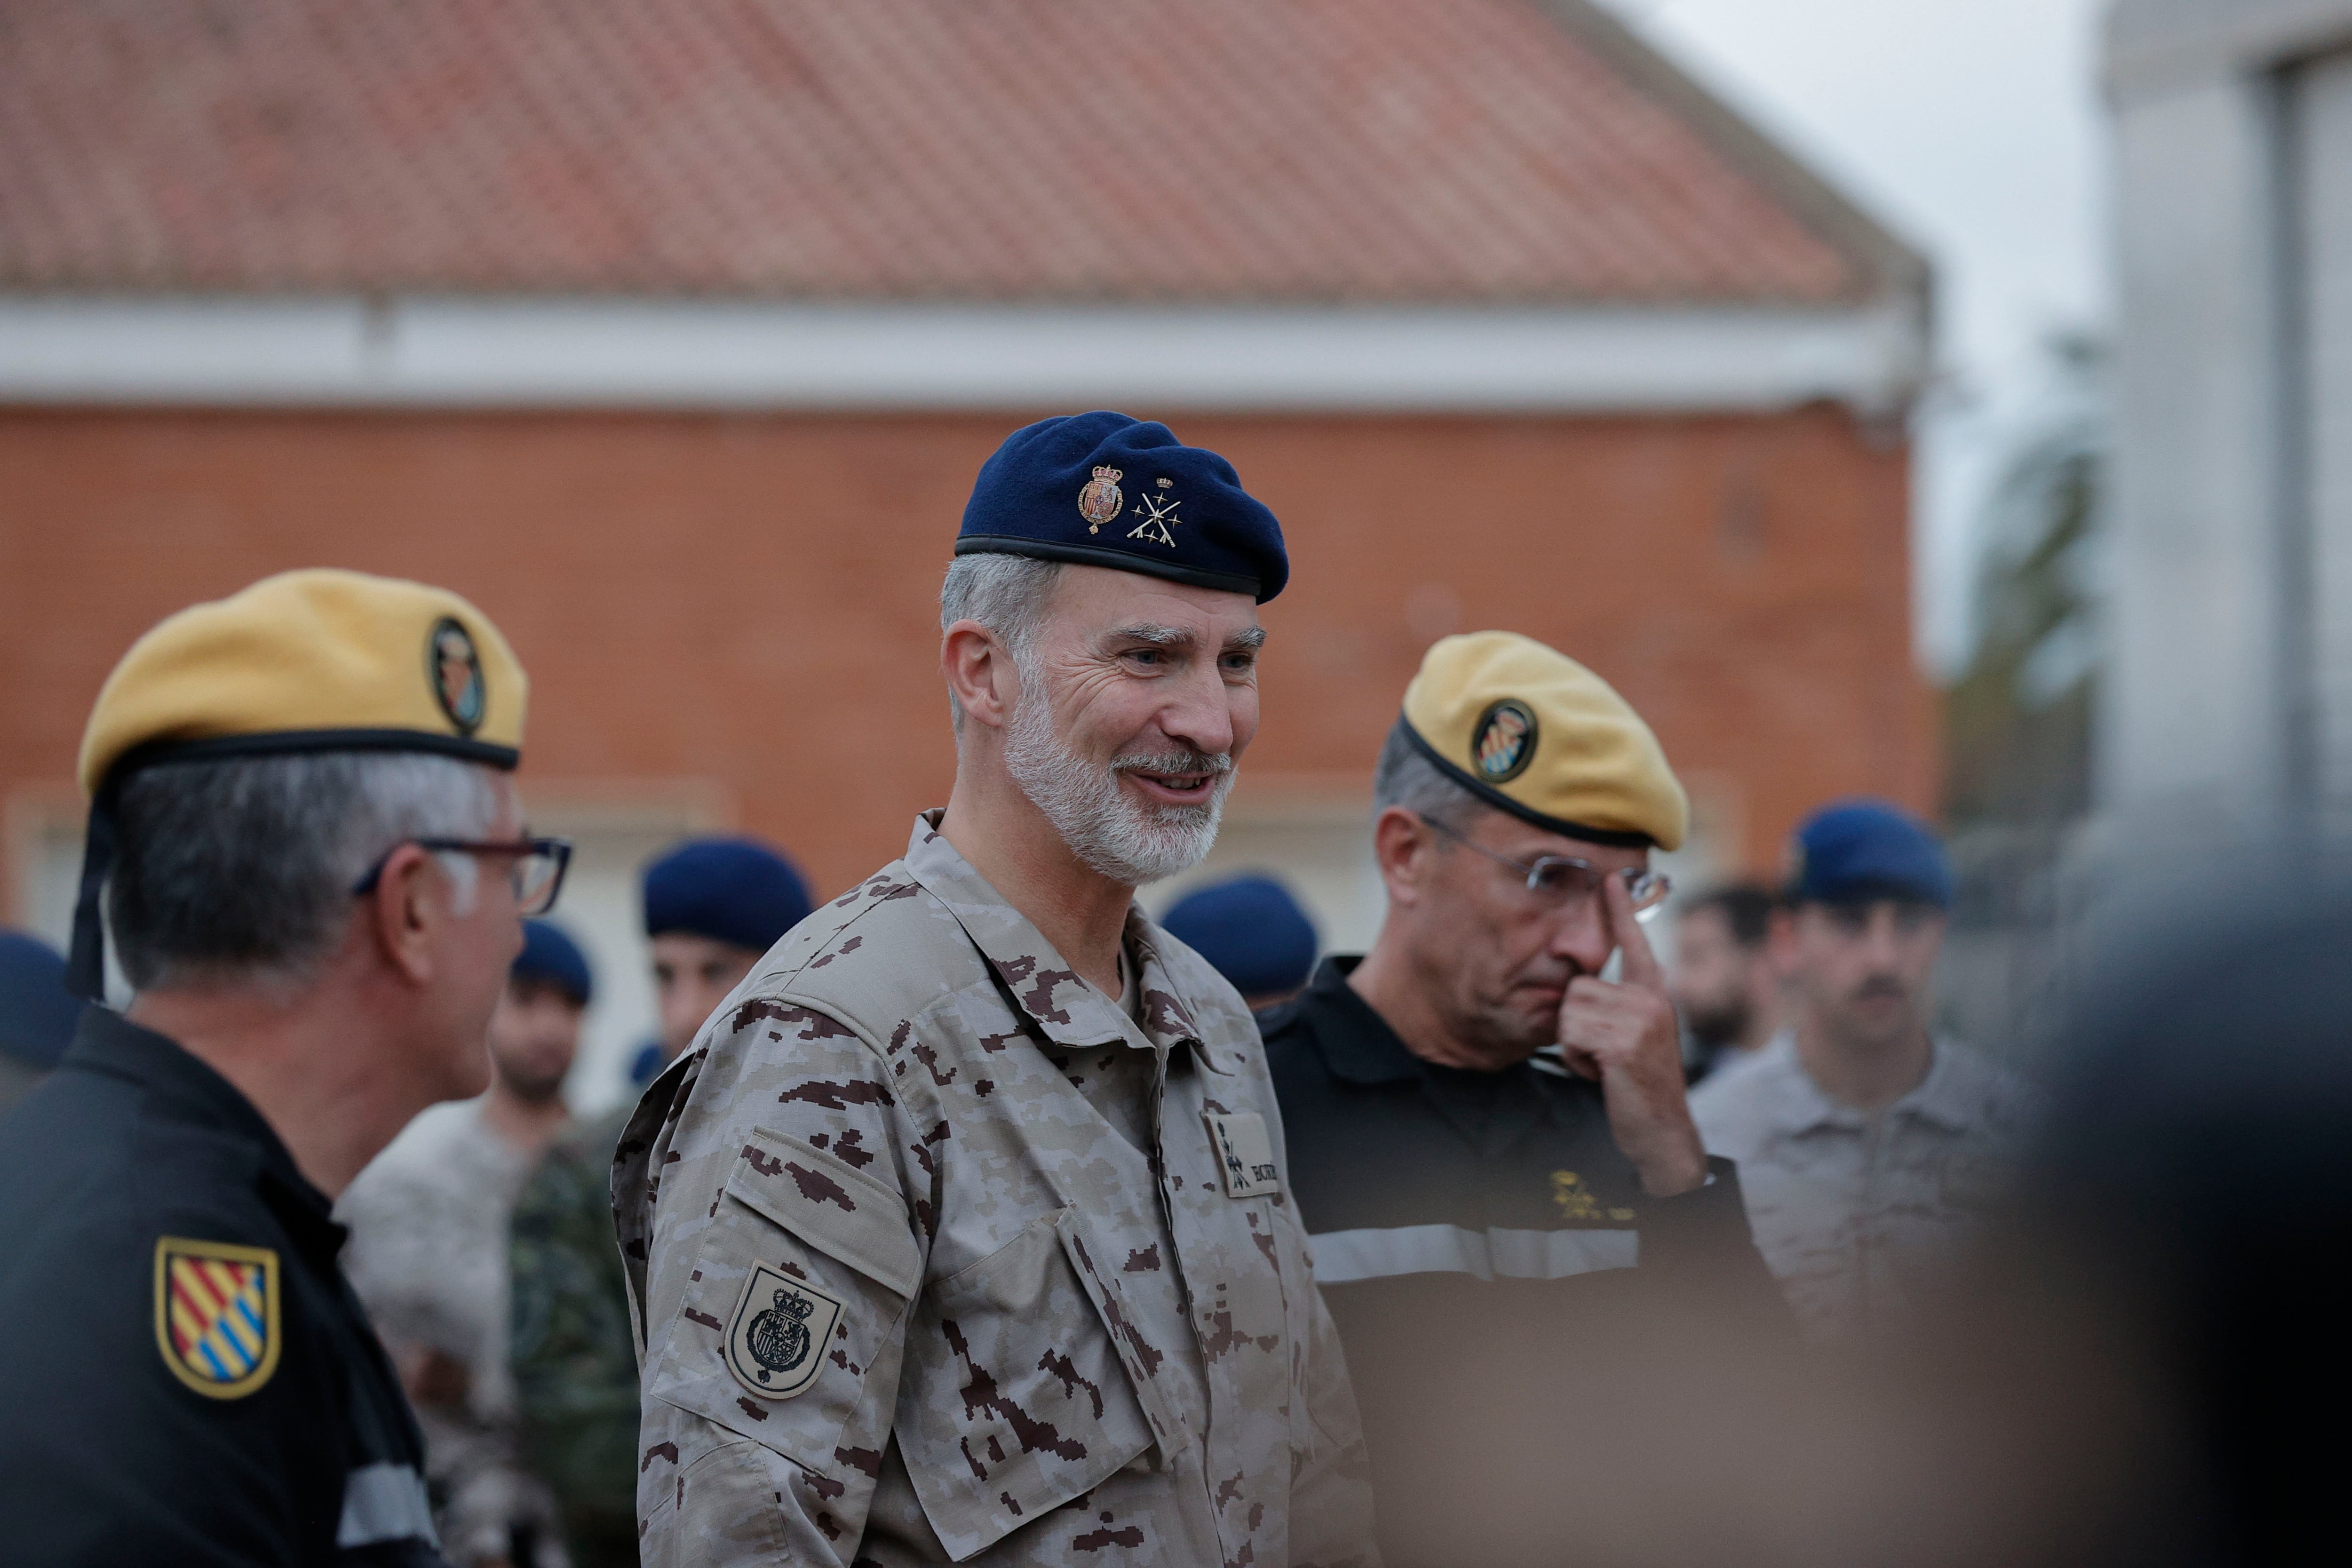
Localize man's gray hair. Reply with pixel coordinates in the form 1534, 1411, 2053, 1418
939, 553, 1065, 728
109, 751, 503, 991
1371, 720, 1484, 835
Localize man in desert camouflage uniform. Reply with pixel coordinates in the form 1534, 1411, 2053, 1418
617, 413, 1377, 1566
1691, 800, 2037, 1342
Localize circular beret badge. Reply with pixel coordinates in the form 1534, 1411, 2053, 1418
1077, 465, 1125, 534
1471, 698, 1539, 784
427, 617, 487, 736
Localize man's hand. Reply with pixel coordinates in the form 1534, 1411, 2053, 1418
1556, 872, 1708, 1197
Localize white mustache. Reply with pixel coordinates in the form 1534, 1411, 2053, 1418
1112, 750, 1232, 780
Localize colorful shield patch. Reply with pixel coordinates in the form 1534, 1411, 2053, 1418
1471, 697, 1538, 783
154, 1236, 280, 1399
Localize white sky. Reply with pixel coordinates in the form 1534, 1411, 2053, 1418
1598, 0, 2112, 674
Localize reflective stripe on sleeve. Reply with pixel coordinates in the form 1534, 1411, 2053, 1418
1308, 1224, 1638, 1285
336, 1462, 440, 1549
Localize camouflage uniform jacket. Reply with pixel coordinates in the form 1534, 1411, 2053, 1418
616, 813, 1377, 1568
1690, 1032, 2038, 1341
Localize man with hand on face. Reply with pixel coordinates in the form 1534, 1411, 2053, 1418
509, 836, 810, 1568
1689, 800, 2035, 1343
1262, 631, 1780, 1568
0, 570, 566, 1567
340, 919, 595, 1567
618, 413, 1374, 1568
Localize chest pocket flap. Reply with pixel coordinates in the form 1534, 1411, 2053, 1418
894, 1208, 1176, 1561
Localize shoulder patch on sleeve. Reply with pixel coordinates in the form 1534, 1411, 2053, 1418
723, 1263, 845, 1400
155, 1236, 280, 1399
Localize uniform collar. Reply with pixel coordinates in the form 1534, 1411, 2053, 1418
1761, 1030, 1981, 1135
1293, 955, 1428, 1086
900, 811, 1201, 1055
59, 1005, 343, 1251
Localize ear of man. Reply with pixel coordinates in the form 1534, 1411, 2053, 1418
1371, 805, 1448, 907
363, 843, 452, 988
942, 621, 1021, 733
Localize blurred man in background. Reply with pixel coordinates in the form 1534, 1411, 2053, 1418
1160, 870, 1319, 1007
0, 930, 83, 1112
508, 836, 809, 1568
1690, 800, 2034, 1342
341, 920, 595, 1567
1670, 883, 1783, 1084
1264, 631, 1778, 1568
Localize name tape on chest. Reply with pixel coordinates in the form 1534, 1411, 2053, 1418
723, 1262, 846, 1401
1206, 1111, 1282, 1200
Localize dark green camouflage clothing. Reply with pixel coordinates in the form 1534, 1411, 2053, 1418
510, 1105, 642, 1568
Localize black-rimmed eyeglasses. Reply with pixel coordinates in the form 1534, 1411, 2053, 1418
1417, 813, 1670, 921
351, 836, 574, 916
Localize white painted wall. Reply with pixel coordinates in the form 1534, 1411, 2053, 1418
2101, 0, 2352, 833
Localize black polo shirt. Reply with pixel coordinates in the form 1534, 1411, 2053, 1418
1263, 957, 1784, 1568
0, 1008, 448, 1567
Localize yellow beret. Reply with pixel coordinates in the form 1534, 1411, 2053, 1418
79, 569, 528, 795
1399, 631, 1687, 851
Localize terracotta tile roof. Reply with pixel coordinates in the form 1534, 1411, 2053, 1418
0, 0, 1914, 303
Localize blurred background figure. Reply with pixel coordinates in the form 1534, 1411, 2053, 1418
1691, 799, 2034, 1341
1668, 883, 1783, 1085
1920, 878, 2352, 1567
509, 835, 810, 1568
0, 931, 82, 1112
1160, 871, 1319, 1008
340, 919, 596, 1568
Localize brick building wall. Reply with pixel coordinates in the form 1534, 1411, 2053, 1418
0, 404, 1930, 898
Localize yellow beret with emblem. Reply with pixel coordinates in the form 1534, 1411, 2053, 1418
68, 570, 527, 999
1399, 630, 1687, 851
79, 568, 527, 795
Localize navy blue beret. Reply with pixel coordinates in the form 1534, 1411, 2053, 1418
1788, 799, 1953, 910
0, 930, 83, 1069
955, 412, 1288, 602
1160, 875, 1319, 999
512, 919, 594, 1006
642, 836, 813, 954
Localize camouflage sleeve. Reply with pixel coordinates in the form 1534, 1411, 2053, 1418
509, 1123, 642, 1555
634, 999, 936, 1568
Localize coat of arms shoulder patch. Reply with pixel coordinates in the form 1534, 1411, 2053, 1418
154, 1235, 281, 1399
723, 1262, 845, 1401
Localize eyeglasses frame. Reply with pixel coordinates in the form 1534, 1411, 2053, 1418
350, 835, 575, 916
1413, 812, 1670, 920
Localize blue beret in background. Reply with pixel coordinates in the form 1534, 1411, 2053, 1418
642, 836, 813, 953
511, 919, 594, 1007
1788, 798, 1954, 910
0, 930, 84, 1069
1161, 874, 1319, 1000
955, 411, 1288, 602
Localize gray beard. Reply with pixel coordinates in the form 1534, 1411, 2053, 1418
1002, 657, 1233, 887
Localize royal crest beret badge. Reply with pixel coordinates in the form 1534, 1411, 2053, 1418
1077, 466, 1126, 533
